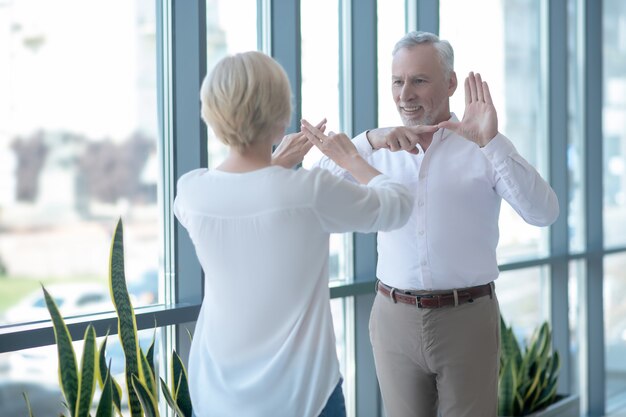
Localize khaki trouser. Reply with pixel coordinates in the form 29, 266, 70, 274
369, 285, 500, 417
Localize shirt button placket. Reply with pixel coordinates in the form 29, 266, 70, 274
416, 161, 431, 288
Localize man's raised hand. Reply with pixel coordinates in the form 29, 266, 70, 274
438, 72, 498, 147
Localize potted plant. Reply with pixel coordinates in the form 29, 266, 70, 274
499, 317, 579, 417
24, 219, 192, 417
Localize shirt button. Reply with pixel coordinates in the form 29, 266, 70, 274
419, 230, 424, 235
418, 201, 424, 207
419, 173, 426, 179
421, 260, 427, 266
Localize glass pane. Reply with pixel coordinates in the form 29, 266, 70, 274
604, 254, 626, 411
301, 0, 352, 286
569, 260, 584, 396
440, 0, 549, 263
496, 266, 550, 343
377, 0, 405, 127
0, 329, 159, 415
205, 0, 258, 169
568, 0, 585, 253
0, 0, 160, 325
301, 0, 340, 168
603, 0, 626, 249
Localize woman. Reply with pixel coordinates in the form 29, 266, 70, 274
173, 51, 413, 417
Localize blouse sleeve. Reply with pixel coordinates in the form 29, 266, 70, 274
311, 168, 414, 233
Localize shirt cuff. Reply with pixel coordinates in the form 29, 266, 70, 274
480, 133, 516, 163
353, 131, 375, 158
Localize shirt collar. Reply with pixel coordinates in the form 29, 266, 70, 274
439, 113, 459, 142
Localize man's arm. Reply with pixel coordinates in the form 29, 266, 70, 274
440, 72, 559, 226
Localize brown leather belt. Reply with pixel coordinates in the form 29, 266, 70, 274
376, 280, 493, 308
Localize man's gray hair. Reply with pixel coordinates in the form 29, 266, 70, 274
392, 31, 454, 78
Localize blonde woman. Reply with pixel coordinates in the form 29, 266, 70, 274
173, 51, 415, 417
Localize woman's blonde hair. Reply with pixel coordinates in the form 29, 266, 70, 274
200, 51, 292, 149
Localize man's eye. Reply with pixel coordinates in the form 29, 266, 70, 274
392, 80, 403, 86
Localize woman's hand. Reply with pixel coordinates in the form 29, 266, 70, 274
271, 119, 326, 168
301, 119, 382, 184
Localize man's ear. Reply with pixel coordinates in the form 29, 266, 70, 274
448, 71, 458, 97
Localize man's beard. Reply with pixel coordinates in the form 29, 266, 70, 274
400, 113, 433, 127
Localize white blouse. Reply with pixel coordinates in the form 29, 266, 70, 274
173, 166, 412, 417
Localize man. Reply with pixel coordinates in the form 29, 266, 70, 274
300, 31, 559, 417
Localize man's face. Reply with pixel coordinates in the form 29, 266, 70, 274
391, 44, 457, 126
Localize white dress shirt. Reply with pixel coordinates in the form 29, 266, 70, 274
315, 114, 559, 291
173, 166, 412, 417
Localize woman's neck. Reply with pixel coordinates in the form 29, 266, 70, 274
216, 138, 274, 173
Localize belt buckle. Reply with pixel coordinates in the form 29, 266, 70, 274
416, 296, 423, 309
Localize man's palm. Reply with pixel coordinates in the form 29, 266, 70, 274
439, 72, 498, 147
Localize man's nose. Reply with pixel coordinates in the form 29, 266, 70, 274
400, 83, 414, 102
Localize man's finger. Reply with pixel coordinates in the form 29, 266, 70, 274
464, 76, 471, 107
468, 72, 478, 102
483, 81, 493, 105
408, 125, 439, 134
475, 73, 484, 102
438, 120, 461, 132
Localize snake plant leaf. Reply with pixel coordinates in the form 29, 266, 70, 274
42, 285, 79, 416
160, 378, 187, 417
75, 325, 98, 417
97, 333, 110, 388
499, 317, 522, 371
109, 218, 144, 417
22, 392, 35, 417
140, 347, 157, 398
96, 332, 124, 417
95, 364, 114, 417
498, 357, 518, 416
171, 350, 193, 417
146, 329, 156, 381
132, 374, 160, 417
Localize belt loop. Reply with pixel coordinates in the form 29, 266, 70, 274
389, 288, 398, 303
453, 289, 459, 307
375, 279, 379, 293
489, 281, 494, 299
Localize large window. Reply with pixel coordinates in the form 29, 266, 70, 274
205, 0, 258, 169
377, 0, 405, 127
440, 0, 548, 264
0, 0, 160, 412
2, 1, 626, 416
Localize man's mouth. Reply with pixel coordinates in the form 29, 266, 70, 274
400, 105, 422, 114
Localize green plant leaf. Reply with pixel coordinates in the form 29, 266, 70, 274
140, 346, 157, 398
146, 328, 156, 381
22, 392, 35, 417
97, 333, 110, 389
171, 350, 192, 417
160, 378, 187, 417
498, 357, 517, 416
42, 285, 79, 416
95, 363, 114, 417
109, 218, 143, 417
132, 374, 160, 417
75, 325, 98, 417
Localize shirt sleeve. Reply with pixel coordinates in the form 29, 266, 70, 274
311, 168, 414, 233
481, 133, 560, 226
312, 131, 375, 182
